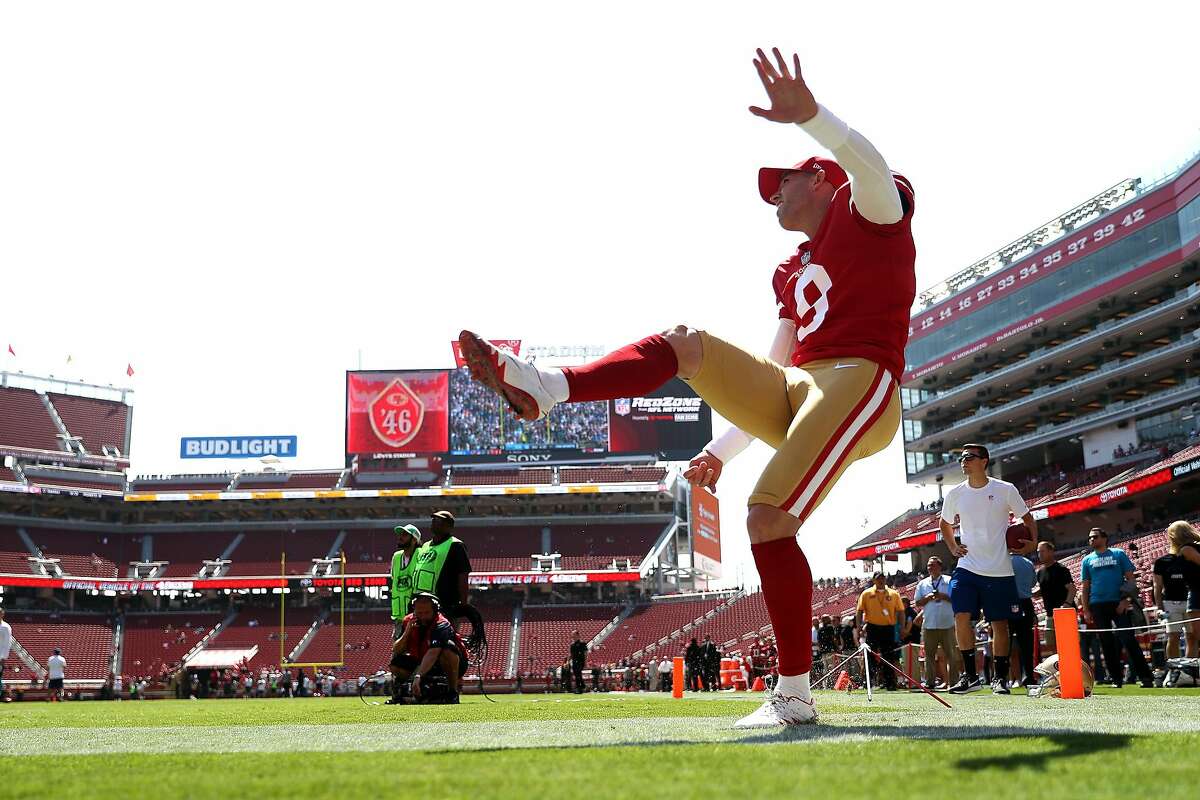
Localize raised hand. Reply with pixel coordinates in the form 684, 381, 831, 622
749, 47, 818, 125
683, 450, 723, 491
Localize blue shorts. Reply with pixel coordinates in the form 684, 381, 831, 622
950, 568, 1020, 623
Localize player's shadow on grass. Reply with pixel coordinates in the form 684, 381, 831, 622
953, 731, 1131, 771
739, 725, 1131, 769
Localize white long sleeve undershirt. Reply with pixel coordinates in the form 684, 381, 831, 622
701, 318, 797, 463
798, 104, 903, 226
699, 108, 902, 465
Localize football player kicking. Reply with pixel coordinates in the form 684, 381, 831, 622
940, 444, 1037, 695
459, 47, 916, 727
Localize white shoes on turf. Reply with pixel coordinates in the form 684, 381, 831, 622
733, 692, 819, 728
458, 330, 560, 421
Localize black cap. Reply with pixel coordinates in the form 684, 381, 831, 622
431, 510, 455, 524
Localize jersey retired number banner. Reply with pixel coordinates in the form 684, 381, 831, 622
346, 371, 449, 456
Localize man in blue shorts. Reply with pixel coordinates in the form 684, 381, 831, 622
939, 443, 1037, 694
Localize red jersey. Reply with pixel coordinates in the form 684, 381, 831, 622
772, 175, 916, 380
400, 612, 465, 661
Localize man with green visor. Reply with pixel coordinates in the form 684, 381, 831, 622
390, 524, 422, 641
413, 510, 472, 617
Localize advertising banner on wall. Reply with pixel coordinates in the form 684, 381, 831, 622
690, 486, 722, 578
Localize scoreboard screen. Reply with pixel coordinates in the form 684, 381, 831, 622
346, 369, 712, 463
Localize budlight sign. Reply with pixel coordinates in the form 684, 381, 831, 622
180, 436, 298, 459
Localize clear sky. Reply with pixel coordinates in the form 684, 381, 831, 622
4, 2, 1199, 587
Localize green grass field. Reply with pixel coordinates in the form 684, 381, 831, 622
3, 688, 1199, 799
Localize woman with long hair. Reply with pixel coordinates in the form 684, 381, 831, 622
1166, 520, 1200, 658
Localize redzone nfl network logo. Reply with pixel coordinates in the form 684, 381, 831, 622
619, 396, 703, 422
631, 397, 702, 412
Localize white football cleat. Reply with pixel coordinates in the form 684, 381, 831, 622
458, 330, 559, 421
733, 692, 818, 728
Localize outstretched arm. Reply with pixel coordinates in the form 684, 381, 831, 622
751, 47, 903, 226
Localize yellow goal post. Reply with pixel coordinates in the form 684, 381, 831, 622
279, 551, 347, 669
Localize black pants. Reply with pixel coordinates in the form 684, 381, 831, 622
1010, 598, 1037, 684
865, 623, 899, 689
1090, 601, 1153, 686
571, 662, 584, 693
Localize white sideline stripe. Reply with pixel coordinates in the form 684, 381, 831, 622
787, 370, 891, 516
3, 699, 1200, 756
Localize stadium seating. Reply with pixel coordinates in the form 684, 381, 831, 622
518, 605, 619, 673
690, 592, 770, 652
121, 613, 223, 678
47, 393, 130, 456
589, 595, 727, 663
549, 523, 661, 570
451, 468, 553, 486
224, 530, 340, 576
28, 474, 124, 492
128, 474, 235, 492
0, 387, 63, 452
202, 609, 318, 669
8, 612, 115, 680
234, 471, 342, 491
28, 528, 134, 578
0, 526, 34, 574
468, 599, 517, 678
150, 531, 240, 577
558, 466, 666, 484
0, 466, 20, 484
454, 526, 546, 573
292, 609, 395, 679
340, 528, 398, 574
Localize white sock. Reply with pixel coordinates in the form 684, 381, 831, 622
775, 672, 811, 699
540, 367, 570, 403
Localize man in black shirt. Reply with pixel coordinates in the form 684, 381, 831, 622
700, 635, 720, 691
684, 638, 702, 692
569, 630, 588, 694
1154, 549, 1192, 659
1034, 541, 1075, 655
421, 511, 472, 612
838, 616, 857, 653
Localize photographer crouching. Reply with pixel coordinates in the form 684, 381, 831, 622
388, 592, 467, 704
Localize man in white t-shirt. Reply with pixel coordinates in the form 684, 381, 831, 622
47, 647, 67, 702
939, 443, 1037, 695
0, 608, 12, 702
657, 657, 672, 692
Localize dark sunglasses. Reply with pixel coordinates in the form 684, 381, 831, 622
958, 453, 980, 462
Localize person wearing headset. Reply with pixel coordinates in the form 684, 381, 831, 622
388, 592, 468, 704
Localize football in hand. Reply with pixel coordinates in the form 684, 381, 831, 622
1006, 521, 1032, 551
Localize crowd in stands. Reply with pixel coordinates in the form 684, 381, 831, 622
448, 369, 609, 454
548, 402, 608, 451
449, 369, 503, 453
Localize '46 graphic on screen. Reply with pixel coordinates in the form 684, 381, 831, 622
369, 378, 426, 448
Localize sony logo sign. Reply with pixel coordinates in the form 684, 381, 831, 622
505, 454, 553, 463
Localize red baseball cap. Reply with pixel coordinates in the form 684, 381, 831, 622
758, 157, 849, 204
